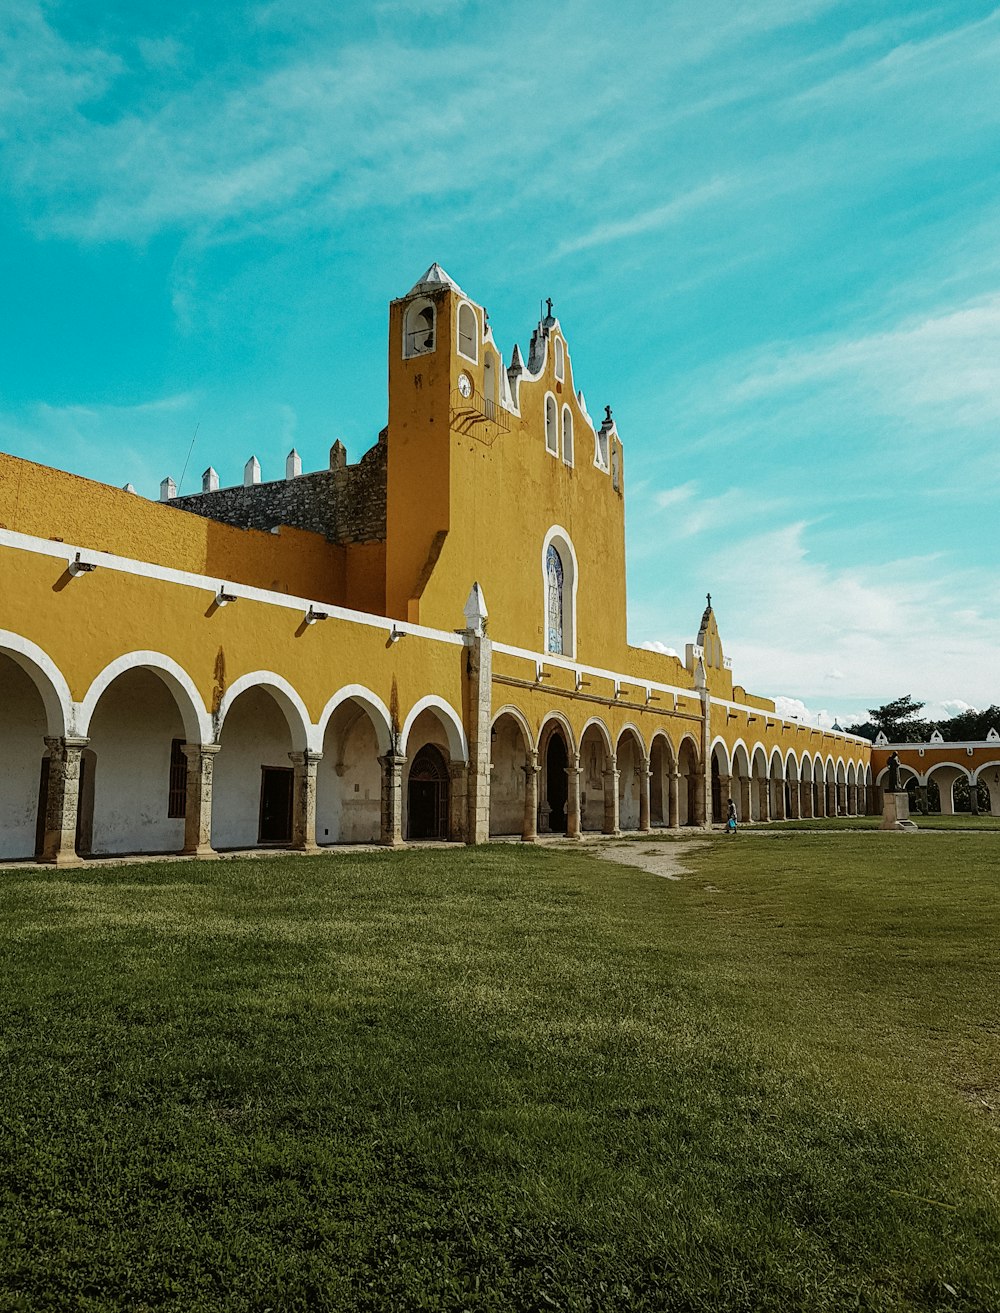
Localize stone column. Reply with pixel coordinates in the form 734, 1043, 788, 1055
522, 752, 539, 842
916, 784, 928, 815
691, 774, 707, 827
717, 773, 731, 824
461, 584, 492, 845
449, 762, 468, 842
602, 756, 620, 835
787, 782, 799, 819
565, 752, 582, 839
837, 782, 847, 814
638, 760, 652, 833
289, 750, 322, 852
181, 743, 221, 856
800, 781, 812, 819
772, 778, 785, 821
39, 736, 88, 867
379, 752, 406, 846
757, 777, 770, 823
827, 781, 838, 816
668, 768, 680, 828
970, 783, 980, 816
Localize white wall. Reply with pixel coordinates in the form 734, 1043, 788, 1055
318, 702, 382, 844
87, 669, 186, 855
0, 657, 47, 860
214, 687, 293, 849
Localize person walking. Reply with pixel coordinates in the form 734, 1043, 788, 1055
726, 798, 738, 836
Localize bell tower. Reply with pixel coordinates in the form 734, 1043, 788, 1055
385, 264, 486, 623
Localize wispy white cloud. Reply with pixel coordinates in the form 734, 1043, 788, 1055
551, 180, 732, 260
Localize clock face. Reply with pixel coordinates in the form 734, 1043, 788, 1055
458, 372, 473, 398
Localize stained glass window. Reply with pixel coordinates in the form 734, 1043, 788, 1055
546, 544, 564, 654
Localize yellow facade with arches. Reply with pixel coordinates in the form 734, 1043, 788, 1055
0, 264, 871, 864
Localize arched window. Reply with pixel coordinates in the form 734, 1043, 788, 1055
611, 443, 621, 491
403, 299, 435, 358
545, 395, 558, 455
546, 545, 564, 655
561, 406, 574, 466
457, 301, 478, 362
554, 337, 565, 382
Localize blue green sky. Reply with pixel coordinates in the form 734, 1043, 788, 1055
3, 1, 998, 725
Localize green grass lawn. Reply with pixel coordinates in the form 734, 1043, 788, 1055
760, 814, 1000, 832
1, 835, 998, 1311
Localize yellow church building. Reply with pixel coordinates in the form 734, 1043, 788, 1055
0, 264, 872, 865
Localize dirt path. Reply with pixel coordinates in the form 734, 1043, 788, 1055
588, 839, 705, 881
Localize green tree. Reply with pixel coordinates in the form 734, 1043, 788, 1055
845, 695, 929, 743
938, 705, 1000, 742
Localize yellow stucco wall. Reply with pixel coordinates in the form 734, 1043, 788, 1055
0, 454, 345, 605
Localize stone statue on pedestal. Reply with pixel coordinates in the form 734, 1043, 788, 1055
886, 751, 901, 793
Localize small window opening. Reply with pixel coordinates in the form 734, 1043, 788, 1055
554, 337, 565, 382
404, 300, 436, 357
545, 396, 558, 455
457, 302, 478, 362
168, 739, 188, 818
611, 444, 621, 492
596, 429, 609, 470
562, 407, 574, 466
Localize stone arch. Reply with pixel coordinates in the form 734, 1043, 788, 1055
399, 695, 468, 763
538, 713, 575, 835
317, 687, 393, 845
216, 671, 312, 753
783, 749, 800, 819
649, 731, 676, 827
317, 686, 392, 756
616, 724, 646, 831
78, 651, 211, 745
213, 678, 312, 850
579, 717, 612, 832
402, 697, 468, 842
489, 708, 532, 837
750, 744, 769, 822
730, 740, 751, 822
677, 734, 702, 826
0, 632, 73, 739
710, 738, 732, 824
972, 760, 1000, 815
0, 636, 74, 861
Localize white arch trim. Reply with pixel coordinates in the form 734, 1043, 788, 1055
768, 746, 785, 775
972, 759, 1000, 784
648, 729, 677, 764
0, 630, 73, 738
317, 685, 393, 757
400, 695, 469, 762
490, 704, 535, 752
537, 710, 578, 757
616, 721, 647, 758
578, 717, 612, 756
216, 670, 312, 753
77, 650, 212, 744
709, 736, 732, 772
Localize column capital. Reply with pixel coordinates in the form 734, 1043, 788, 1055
45, 735, 89, 753
288, 749, 323, 767
378, 751, 407, 769
181, 742, 222, 761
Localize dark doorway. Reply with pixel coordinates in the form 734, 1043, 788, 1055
259, 766, 293, 844
408, 744, 449, 840
545, 733, 568, 833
